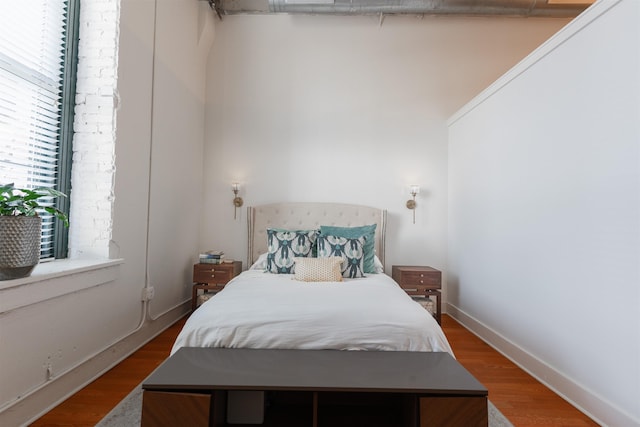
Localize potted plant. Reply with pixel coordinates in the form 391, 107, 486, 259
0, 183, 69, 280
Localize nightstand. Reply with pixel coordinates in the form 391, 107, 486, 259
391, 265, 442, 324
192, 261, 242, 311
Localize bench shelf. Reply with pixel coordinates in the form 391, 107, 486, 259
141, 348, 488, 427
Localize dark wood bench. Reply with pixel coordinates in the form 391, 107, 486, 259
141, 347, 488, 427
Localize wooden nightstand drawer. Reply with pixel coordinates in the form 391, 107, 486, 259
193, 265, 234, 284
401, 271, 440, 287
392, 266, 441, 293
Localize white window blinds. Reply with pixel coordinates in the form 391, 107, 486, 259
0, 1, 70, 259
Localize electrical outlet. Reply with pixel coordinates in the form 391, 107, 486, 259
142, 287, 155, 301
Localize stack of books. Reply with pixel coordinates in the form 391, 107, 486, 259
199, 250, 224, 264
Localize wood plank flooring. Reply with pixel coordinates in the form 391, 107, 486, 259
441, 316, 598, 427
30, 314, 598, 426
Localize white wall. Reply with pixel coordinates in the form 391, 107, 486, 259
447, 1, 639, 425
202, 13, 568, 279
138, 0, 214, 319
0, 1, 214, 425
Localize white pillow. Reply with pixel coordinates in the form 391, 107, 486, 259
293, 257, 343, 282
249, 253, 268, 270
374, 255, 384, 273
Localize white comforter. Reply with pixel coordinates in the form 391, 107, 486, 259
171, 270, 453, 355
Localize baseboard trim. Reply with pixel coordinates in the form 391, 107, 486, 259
1, 303, 190, 427
447, 303, 638, 427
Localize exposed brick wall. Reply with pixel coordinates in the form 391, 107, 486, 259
69, 0, 120, 258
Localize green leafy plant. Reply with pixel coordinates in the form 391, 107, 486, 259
0, 183, 69, 227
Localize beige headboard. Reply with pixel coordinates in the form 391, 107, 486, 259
247, 202, 387, 267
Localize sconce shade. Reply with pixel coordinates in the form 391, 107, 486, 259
407, 184, 420, 224
232, 182, 243, 219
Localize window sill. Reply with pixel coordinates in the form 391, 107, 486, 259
0, 258, 123, 313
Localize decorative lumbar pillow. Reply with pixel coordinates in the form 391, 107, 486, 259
317, 235, 366, 278
293, 257, 343, 282
319, 224, 377, 274
266, 228, 318, 274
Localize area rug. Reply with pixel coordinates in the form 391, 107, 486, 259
96, 384, 514, 427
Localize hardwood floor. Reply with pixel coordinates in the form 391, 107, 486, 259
441, 316, 598, 427
30, 315, 598, 427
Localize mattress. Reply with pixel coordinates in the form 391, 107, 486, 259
171, 270, 453, 355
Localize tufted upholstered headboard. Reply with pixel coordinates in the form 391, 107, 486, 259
247, 203, 387, 268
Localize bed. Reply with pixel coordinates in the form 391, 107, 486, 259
171, 202, 452, 356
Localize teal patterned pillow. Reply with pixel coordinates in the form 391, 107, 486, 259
317, 235, 366, 278
319, 224, 376, 273
266, 228, 318, 274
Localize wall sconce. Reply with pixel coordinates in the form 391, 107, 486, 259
232, 182, 243, 219
406, 185, 420, 224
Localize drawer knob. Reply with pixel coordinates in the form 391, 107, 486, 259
420, 274, 424, 277
420, 280, 424, 284
210, 274, 215, 278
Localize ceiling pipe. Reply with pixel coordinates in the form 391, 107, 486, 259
266, 0, 589, 17
193, 0, 582, 18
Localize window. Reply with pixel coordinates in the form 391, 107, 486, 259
0, 0, 80, 259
